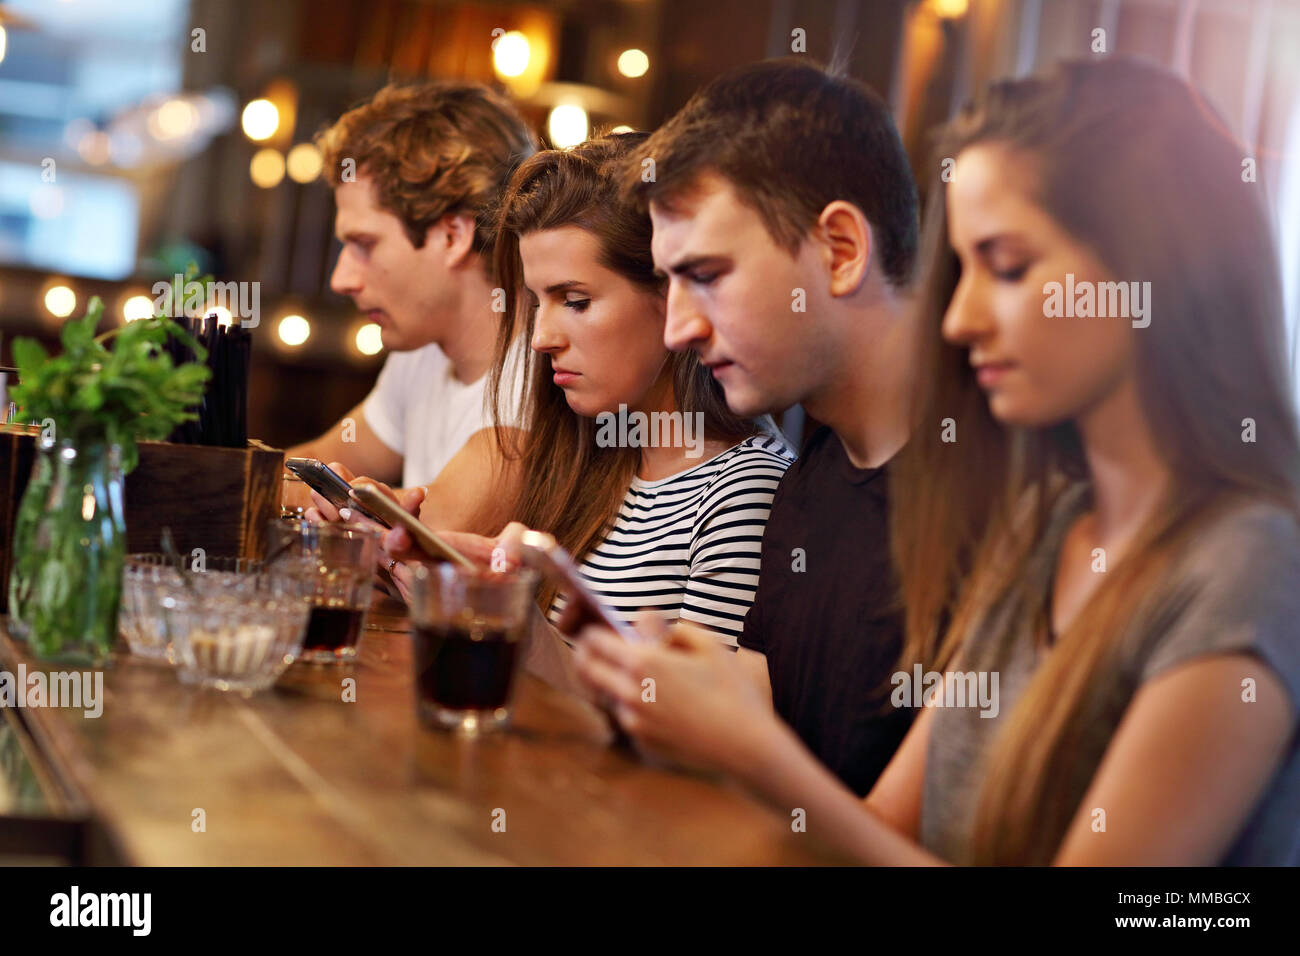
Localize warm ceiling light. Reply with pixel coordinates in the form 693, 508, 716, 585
354, 322, 383, 356
241, 98, 279, 141
250, 148, 285, 188
492, 31, 530, 78
150, 99, 199, 140
206, 305, 233, 328
123, 295, 154, 322
548, 104, 589, 149
932, 0, 969, 18
617, 49, 649, 78
277, 314, 310, 347
44, 285, 77, 319
286, 142, 323, 183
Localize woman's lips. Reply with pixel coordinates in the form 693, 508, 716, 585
974, 362, 1016, 388
553, 369, 580, 386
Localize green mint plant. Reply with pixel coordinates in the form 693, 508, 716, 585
6, 273, 214, 661
8, 283, 211, 471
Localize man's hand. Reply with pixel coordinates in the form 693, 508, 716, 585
573, 620, 782, 775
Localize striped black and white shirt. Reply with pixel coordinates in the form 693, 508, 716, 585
548, 434, 795, 646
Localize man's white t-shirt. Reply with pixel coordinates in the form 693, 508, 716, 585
362, 336, 527, 488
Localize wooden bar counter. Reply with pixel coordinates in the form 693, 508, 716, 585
0, 596, 837, 866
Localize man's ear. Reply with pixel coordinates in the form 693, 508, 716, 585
816, 200, 873, 297
428, 213, 478, 268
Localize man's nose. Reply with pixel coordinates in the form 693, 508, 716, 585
664, 281, 712, 353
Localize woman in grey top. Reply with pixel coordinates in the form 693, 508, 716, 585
574, 57, 1300, 865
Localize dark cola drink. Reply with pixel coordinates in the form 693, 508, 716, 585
414, 617, 522, 716
302, 603, 367, 659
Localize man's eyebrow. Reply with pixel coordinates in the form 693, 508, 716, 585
667, 254, 728, 275
337, 230, 377, 243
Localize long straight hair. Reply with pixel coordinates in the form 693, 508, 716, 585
487, 133, 756, 610
892, 57, 1300, 864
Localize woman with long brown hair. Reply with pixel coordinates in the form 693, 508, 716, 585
574, 58, 1300, 865
380, 132, 794, 648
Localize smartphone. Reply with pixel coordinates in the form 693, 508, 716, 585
285, 457, 390, 527
348, 482, 476, 570
517, 530, 648, 643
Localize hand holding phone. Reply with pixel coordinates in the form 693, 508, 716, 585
517, 530, 648, 643
349, 482, 475, 570
285, 457, 390, 527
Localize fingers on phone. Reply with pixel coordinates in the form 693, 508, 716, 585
308, 492, 338, 522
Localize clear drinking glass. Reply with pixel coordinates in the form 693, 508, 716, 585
163, 565, 311, 694
408, 563, 538, 733
265, 518, 382, 663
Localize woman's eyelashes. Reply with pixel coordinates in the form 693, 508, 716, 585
563, 294, 592, 313
992, 263, 1029, 282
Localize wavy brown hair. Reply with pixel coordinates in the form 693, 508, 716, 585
317, 81, 538, 256
488, 133, 757, 610
893, 57, 1300, 864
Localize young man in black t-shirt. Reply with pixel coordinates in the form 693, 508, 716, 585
574, 60, 921, 795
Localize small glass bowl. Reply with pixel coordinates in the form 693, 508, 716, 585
121, 555, 269, 661
153, 561, 311, 694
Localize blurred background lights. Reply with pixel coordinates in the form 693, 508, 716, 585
931, 0, 970, 18
44, 285, 77, 319
611, 125, 634, 134
108, 130, 143, 167
617, 49, 649, 78
123, 295, 154, 322
250, 148, 286, 188
77, 130, 111, 165
548, 104, 588, 149
206, 305, 234, 328
354, 322, 383, 356
0, 25, 8, 65
278, 314, 310, 347
150, 98, 199, 140
241, 98, 280, 141
286, 142, 323, 183
492, 31, 530, 78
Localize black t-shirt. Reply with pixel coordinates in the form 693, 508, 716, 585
739, 426, 913, 796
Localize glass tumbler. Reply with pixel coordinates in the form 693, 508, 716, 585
266, 518, 382, 663
408, 563, 538, 733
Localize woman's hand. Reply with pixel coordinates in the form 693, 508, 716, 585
303, 461, 394, 530
573, 620, 783, 777
381, 520, 530, 602
303, 469, 419, 597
